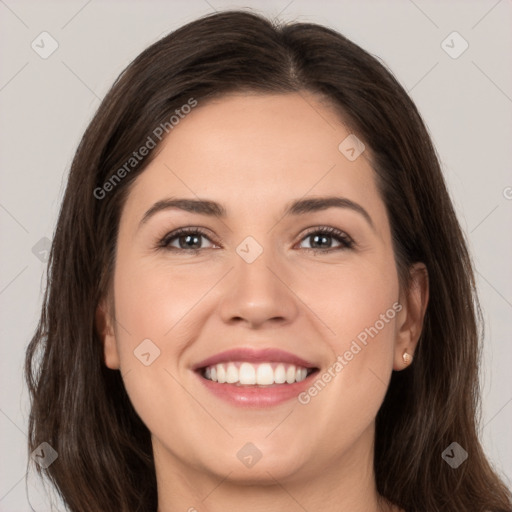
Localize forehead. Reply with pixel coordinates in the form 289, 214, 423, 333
121, 92, 386, 230
163, 92, 357, 174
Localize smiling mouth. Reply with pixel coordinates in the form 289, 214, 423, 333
198, 361, 319, 386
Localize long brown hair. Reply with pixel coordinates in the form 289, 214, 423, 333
25, 10, 512, 512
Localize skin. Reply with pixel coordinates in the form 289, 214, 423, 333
97, 92, 429, 512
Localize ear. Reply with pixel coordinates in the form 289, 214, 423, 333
95, 297, 120, 370
393, 262, 429, 370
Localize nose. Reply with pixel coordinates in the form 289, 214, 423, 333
218, 245, 299, 329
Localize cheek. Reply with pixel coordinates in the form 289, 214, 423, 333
109, 254, 217, 432
333, 271, 399, 360
292, 252, 399, 435
109, 256, 199, 444
295, 248, 399, 353
112, 254, 213, 348
293, 305, 397, 468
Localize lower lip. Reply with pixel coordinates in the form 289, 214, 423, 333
195, 371, 318, 408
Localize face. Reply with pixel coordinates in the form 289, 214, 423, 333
100, 92, 424, 486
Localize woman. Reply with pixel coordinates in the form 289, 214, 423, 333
25, 10, 512, 512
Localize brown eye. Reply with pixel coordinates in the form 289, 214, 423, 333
159, 228, 218, 251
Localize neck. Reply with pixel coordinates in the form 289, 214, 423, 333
154, 423, 396, 512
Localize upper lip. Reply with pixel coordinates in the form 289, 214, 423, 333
192, 348, 318, 370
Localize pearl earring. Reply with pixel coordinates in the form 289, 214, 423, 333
403, 351, 413, 365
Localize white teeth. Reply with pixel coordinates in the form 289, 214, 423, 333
274, 364, 286, 384
256, 363, 274, 385
217, 364, 226, 383
226, 363, 238, 383
202, 362, 312, 385
239, 362, 256, 385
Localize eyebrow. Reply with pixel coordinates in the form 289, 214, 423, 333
139, 196, 374, 230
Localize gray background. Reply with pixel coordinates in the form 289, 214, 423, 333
1, 0, 511, 510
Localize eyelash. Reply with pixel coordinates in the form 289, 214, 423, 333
157, 226, 355, 253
